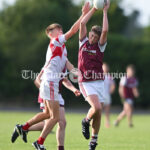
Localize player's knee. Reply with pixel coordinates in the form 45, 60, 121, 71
93, 104, 101, 113
51, 115, 59, 123
59, 119, 67, 129
43, 111, 50, 119
53, 117, 59, 124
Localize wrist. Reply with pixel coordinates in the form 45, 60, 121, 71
103, 9, 108, 14
73, 89, 77, 93
92, 7, 97, 12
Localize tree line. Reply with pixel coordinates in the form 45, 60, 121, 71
0, 0, 150, 108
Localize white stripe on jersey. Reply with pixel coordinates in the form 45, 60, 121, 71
42, 34, 67, 82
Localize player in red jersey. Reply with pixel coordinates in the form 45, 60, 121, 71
31, 64, 80, 150
78, 1, 110, 150
11, 3, 90, 150
11, 61, 81, 150
114, 65, 139, 127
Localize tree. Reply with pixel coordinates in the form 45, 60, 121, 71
0, 0, 79, 97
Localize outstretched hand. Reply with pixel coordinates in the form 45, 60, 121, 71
82, 2, 90, 15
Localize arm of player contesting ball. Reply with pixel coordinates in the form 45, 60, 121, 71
99, 0, 110, 45
79, 7, 97, 41
62, 78, 81, 96
64, 2, 90, 41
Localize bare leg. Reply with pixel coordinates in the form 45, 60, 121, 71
27, 100, 50, 126
124, 103, 133, 126
115, 104, 126, 125
104, 104, 110, 128
86, 95, 103, 135
28, 122, 44, 131
91, 108, 102, 135
39, 100, 59, 139
56, 107, 66, 147
116, 110, 126, 122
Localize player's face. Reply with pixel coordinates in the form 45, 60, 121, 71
89, 31, 99, 45
127, 67, 135, 77
50, 28, 63, 38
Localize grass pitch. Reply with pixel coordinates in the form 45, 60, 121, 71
0, 111, 150, 150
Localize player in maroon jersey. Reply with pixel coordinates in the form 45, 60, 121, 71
78, 1, 110, 150
114, 65, 139, 127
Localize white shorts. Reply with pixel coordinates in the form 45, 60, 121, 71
58, 94, 65, 106
40, 80, 59, 101
104, 96, 111, 105
40, 94, 65, 110
125, 98, 133, 105
79, 80, 105, 103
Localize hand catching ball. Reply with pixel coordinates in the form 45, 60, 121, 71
93, 0, 107, 9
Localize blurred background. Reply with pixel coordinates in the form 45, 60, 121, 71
0, 0, 150, 111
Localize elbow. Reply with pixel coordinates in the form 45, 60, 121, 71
102, 30, 108, 34
34, 79, 37, 85
80, 21, 86, 27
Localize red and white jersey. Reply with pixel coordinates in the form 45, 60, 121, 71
42, 34, 68, 82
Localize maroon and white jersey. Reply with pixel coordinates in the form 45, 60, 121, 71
42, 34, 68, 82
120, 76, 138, 99
78, 37, 107, 82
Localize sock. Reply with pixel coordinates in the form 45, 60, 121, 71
37, 137, 45, 145
58, 146, 64, 150
22, 122, 30, 131
86, 117, 91, 123
91, 134, 98, 143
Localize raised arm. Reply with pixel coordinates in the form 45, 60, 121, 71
79, 7, 97, 41
99, 0, 110, 45
65, 2, 90, 41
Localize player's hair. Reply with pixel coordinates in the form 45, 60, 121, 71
91, 25, 102, 37
45, 23, 62, 35
127, 64, 136, 71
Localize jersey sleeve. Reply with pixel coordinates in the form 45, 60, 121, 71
98, 42, 107, 52
79, 37, 88, 48
58, 34, 66, 44
120, 76, 127, 86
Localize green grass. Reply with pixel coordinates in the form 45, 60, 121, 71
0, 111, 150, 150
